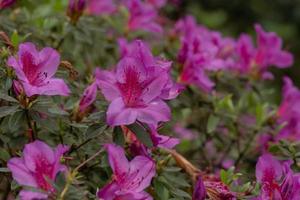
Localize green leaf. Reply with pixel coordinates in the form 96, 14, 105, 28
207, 114, 220, 133
0, 148, 10, 161
127, 123, 153, 148
220, 169, 229, 184
11, 30, 20, 47
48, 106, 69, 116
8, 111, 25, 131
113, 126, 125, 146
0, 105, 19, 118
85, 123, 107, 139
0, 93, 18, 103
154, 179, 169, 200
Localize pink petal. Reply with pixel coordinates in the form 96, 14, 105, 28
95, 68, 120, 101
105, 143, 129, 178
19, 190, 48, 200
23, 78, 70, 97
7, 57, 28, 82
106, 97, 138, 126
141, 73, 168, 103
7, 158, 37, 187
79, 82, 98, 112
53, 144, 69, 176
23, 140, 55, 172
38, 47, 60, 79
127, 156, 155, 192
97, 182, 119, 200
256, 154, 283, 183
137, 99, 171, 125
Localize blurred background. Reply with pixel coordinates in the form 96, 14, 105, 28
179, 0, 300, 91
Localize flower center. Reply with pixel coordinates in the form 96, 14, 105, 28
21, 52, 49, 86
118, 66, 146, 107
34, 155, 54, 191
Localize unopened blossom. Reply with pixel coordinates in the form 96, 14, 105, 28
175, 16, 236, 92
78, 81, 98, 113
255, 154, 300, 199
193, 176, 206, 200
7, 42, 70, 97
67, 0, 86, 23
236, 24, 293, 79
13, 80, 24, 96
86, 0, 116, 15
96, 40, 181, 126
277, 77, 300, 140
0, 0, 15, 9
97, 143, 155, 200
125, 0, 163, 34
7, 140, 69, 200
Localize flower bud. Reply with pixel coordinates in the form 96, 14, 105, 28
67, 0, 86, 24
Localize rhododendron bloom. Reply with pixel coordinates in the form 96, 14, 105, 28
7, 140, 69, 199
236, 24, 293, 79
255, 154, 300, 199
96, 40, 181, 126
125, 0, 163, 34
7, 42, 70, 97
277, 77, 300, 140
86, 0, 116, 15
97, 143, 155, 200
0, 0, 15, 9
79, 81, 98, 113
175, 16, 236, 92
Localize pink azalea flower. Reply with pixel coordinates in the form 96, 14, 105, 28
78, 81, 98, 113
96, 40, 181, 126
97, 143, 155, 200
236, 24, 293, 79
255, 154, 300, 200
175, 16, 235, 92
0, 0, 15, 9
86, 0, 116, 15
7, 140, 69, 199
277, 77, 300, 140
7, 42, 70, 97
125, 0, 163, 34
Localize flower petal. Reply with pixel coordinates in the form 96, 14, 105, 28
105, 143, 129, 179
137, 99, 171, 125
38, 47, 60, 79
106, 98, 138, 126
7, 158, 37, 187
23, 78, 70, 97
126, 156, 155, 192
23, 140, 55, 172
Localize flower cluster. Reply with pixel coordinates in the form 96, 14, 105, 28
174, 16, 293, 92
